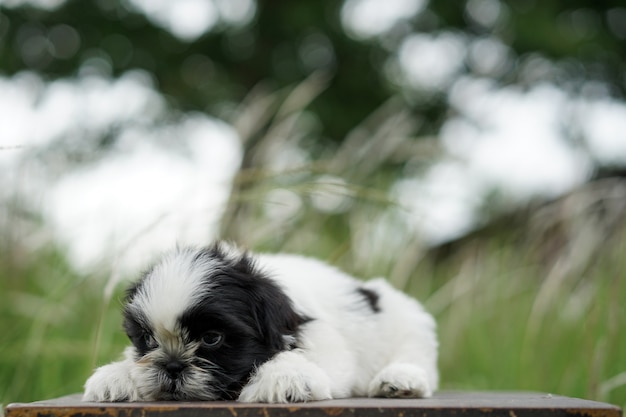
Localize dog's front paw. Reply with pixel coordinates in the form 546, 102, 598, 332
368, 363, 432, 398
238, 351, 332, 403
83, 361, 141, 402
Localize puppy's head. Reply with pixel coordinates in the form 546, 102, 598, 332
122, 243, 305, 400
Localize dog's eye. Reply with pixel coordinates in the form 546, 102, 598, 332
201, 331, 223, 348
143, 333, 158, 350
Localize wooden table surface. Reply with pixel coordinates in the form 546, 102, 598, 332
5, 392, 622, 417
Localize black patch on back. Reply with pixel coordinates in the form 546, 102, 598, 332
357, 286, 381, 313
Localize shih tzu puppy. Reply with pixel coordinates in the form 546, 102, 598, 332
83, 242, 438, 403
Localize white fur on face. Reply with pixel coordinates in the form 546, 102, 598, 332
129, 248, 217, 334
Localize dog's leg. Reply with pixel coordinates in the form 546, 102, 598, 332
83, 348, 144, 402
368, 362, 433, 398
238, 350, 332, 403
362, 280, 439, 399
366, 330, 437, 399
239, 320, 356, 403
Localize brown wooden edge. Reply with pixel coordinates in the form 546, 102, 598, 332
5, 392, 623, 417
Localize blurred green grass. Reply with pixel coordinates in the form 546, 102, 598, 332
1, 223, 624, 410
0, 247, 128, 406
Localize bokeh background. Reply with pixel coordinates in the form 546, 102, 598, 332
1, 0, 625, 411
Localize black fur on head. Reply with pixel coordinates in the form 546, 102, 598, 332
121, 242, 309, 400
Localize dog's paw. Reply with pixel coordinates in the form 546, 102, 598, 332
83, 362, 140, 402
368, 363, 433, 398
238, 351, 332, 403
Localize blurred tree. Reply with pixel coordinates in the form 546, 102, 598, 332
0, 1, 390, 143
2, 0, 624, 143
1, 0, 625, 251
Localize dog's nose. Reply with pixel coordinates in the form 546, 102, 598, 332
165, 360, 185, 379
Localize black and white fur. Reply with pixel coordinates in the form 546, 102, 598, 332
83, 242, 438, 403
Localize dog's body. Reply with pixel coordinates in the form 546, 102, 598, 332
83, 243, 438, 403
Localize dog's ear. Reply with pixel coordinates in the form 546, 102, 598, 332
208, 242, 308, 351
248, 278, 308, 351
